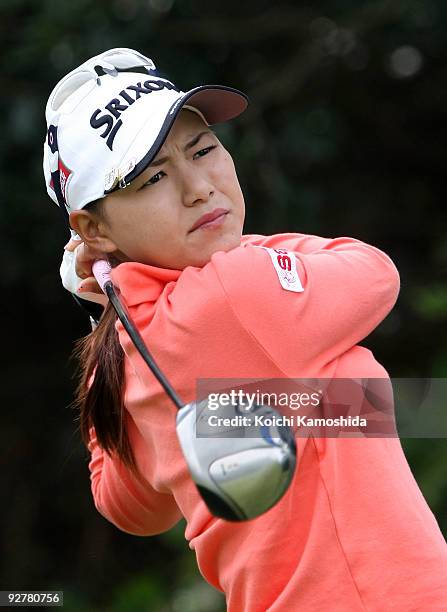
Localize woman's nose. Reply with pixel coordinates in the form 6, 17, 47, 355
181, 167, 214, 207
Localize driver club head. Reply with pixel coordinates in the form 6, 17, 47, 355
176, 398, 297, 521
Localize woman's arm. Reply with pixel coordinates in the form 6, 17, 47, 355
242, 232, 335, 254
212, 235, 400, 371
88, 428, 182, 536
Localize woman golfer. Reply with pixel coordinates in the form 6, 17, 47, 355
44, 48, 447, 611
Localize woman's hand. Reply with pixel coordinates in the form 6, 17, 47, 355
64, 238, 103, 295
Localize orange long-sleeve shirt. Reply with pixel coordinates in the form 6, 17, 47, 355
88, 233, 447, 611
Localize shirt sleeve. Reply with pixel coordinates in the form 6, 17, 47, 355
88, 427, 182, 536
242, 232, 335, 254
211, 235, 400, 371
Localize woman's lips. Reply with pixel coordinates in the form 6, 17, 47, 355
189, 208, 229, 233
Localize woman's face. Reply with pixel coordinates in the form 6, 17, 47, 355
88, 110, 245, 270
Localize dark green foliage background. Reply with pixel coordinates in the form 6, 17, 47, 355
0, 0, 445, 610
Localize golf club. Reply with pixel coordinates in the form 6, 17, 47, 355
92, 259, 297, 521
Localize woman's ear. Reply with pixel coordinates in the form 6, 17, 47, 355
69, 210, 118, 253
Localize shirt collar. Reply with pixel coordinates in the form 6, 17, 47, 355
111, 262, 181, 306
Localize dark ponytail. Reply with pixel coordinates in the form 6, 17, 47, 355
73, 301, 137, 472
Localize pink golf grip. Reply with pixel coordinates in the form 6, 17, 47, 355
92, 259, 112, 294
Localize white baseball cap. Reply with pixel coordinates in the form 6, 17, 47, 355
43, 47, 248, 218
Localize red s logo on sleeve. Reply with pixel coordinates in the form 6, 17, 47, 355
255, 247, 304, 293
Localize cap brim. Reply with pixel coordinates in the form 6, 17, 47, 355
121, 85, 248, 188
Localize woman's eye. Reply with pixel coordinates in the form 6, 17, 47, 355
193, 145, 216, 160
142, 171, 165, 188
